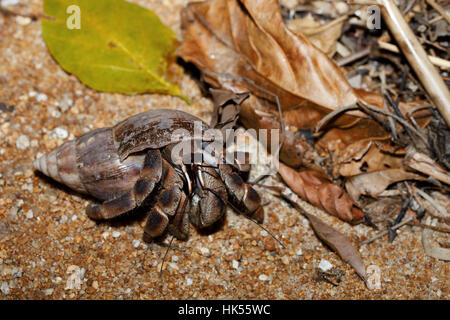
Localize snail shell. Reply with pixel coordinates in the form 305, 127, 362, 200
34, 109, 209, 201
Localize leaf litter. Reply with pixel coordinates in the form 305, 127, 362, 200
178, 0, 450, 285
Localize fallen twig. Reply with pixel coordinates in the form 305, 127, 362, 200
425, 0, 450, 24
360, 216, 415, 245
359, 101, 430, 148
378, 41, 450, 70
414, 187, 450, 218
377, 0, 450, 127
408, 221, 450, 234
336, 47, 371, 67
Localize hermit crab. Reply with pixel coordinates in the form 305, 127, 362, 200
34, 109, 263, 241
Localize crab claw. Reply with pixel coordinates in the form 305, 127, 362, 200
218, 164, 264, 223
190, 166, 227, 228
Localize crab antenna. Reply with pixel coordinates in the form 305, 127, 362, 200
159, 235, 175, 278
226, 200, 286, 250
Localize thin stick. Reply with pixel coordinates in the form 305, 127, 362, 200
336, 47, 370, 67
380, 69, 398, 140
378, 40, 450, 70
359, 101, 430, 148
425, 0, 450, 24
377, 0, 450, 127
406, 105, 433, 132
314, 104, 358, 132
408, 221, 450, 234
360, 216, 415, 245
428, 15, 443, 24
414, 187, 450, 218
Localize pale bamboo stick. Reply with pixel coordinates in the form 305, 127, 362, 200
377, 0, 450, 127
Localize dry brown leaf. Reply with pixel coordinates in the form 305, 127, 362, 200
405, 146, 450, 185
178, 0, 359, 112
303, 212, 367, 282
287, 14, 344, 57
278, 162, 364, 223
335, 140, 404, 177
345, 168, 425, 200
177, 0, 425, 167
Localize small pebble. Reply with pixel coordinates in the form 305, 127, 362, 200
167, 262, 179, 271
92, 281, 99, 290
8, 207, 18, 219
132, 239, 140, 248
281, 256, 289, 265
58, 94, 73, 112
48, 107, 61, 118
53, 127, 68, 139
36, 93, 48, 102
15, 16, 31, 26
199, 247, 210, 256
258, 274, 269, 281
318, 259, 333, 272
232, 260, 239, 269
65, 265, 82, 290
43, 288, 54, 296
186, 278, 193, 286
296, 249, 303, 256
60, 215, 68, 224
264, 238, 276, 251
0, 281, 9, 295
0, 222, 11, 241
16, 135, 30, 150
112, 231, 121, 238
25, 210, 33, 219
80, 268, 85, 280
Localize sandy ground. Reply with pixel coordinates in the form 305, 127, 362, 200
0, 0, 448, 299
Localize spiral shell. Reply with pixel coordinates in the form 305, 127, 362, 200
34, 128, 144, 201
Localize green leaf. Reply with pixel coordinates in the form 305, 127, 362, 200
42, 0, 188, 101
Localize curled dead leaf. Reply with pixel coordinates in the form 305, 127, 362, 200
278, 162, 364, 223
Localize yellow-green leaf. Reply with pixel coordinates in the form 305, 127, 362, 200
42, 0, 187, 101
